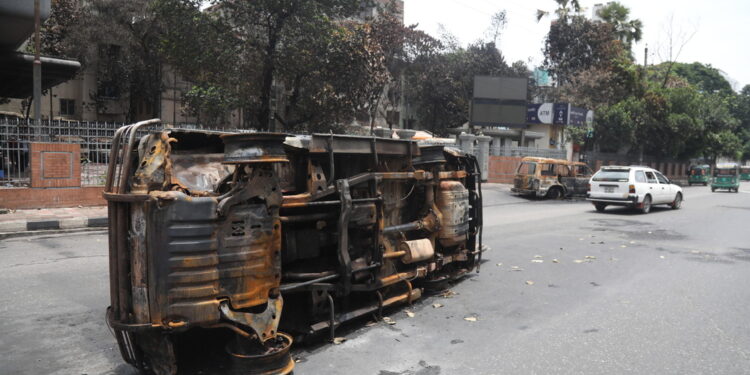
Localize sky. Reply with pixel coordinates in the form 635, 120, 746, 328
403, 0, 750, 91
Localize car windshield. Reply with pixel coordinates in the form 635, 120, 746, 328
690, 168, 705, 175
592, 169, 629, 182
714, 169, 736, 176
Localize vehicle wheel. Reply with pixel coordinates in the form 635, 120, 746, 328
546, 187, 563, 200
640, 195, 652, 214
688, 182, 692, 186
734, 188, 740, 193
671, 193, 682, 209
594, 203, 607, 212
711, 187, 716, 192
703, 182, 708, 186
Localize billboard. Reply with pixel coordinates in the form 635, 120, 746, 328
526, 103, 554, 124
470, 76, 528, 128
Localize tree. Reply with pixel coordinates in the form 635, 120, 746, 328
209, 0, 364, 130
37, 0, 82, 57
542, 16, 621, 86
49, 0, 166, 121
669, 62, 733, 95
595, 2, 642, 52
536, 0, 581, 23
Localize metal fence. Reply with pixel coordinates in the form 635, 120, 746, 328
0, 119, 265, 187
491, 146, 567, 159
0, 119, 129, 187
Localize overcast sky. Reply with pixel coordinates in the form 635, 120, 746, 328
403, 0, 750, 91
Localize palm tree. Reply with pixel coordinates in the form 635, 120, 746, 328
596, 2, 643, 49
536, 0, 582, 22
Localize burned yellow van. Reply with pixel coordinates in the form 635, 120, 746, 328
511, 157, 593, 199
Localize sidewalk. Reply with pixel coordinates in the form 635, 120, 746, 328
0, 206, 107, 238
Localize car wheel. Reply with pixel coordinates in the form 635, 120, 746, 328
711, 187, 716, 192
703, 182, 708, 186
734, 188, 740, 193
688, 182, 692, 186
546, 187, 563, 200
594, 203, 607, 212
671, 193, 682, 209
640, 195, 652, 214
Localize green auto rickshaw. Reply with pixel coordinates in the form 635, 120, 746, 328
687, 164, 710, 186
711, 163, 740, 193
741, 166, 750, 181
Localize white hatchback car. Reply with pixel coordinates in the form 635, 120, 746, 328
587, 166, 683, 213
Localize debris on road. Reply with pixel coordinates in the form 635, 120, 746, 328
464, 316, 478, 322
525, 280, 535, 285
585, 256, 596, 259
531, 259, 544, 263
510, 266, 524, 271
440, 290, 458, 298
552, 259, 560, 263
496, 262, 503, 266
383, 317, 397, 325
405, 310, 415, 318
432, 303, 444, 309
332, 337, 347, 345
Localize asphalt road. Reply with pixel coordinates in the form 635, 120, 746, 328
1, 183, 749, 375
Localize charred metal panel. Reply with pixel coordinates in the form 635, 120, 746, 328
437, 181, 470, 247
146, 197, 280, 325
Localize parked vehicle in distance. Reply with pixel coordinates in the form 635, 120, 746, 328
687, 164, 710, 186
740, 165, 750, 181
587, 166, 683, 214
711, 163, 740, 192
511, 157, 593, 199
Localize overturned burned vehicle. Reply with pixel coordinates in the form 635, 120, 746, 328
104, 120, 483, 374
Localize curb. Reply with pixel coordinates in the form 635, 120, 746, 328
0, 227, 107, 240
0, 216, 108, 236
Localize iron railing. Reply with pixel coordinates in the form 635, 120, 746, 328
491, 146, 567, 159
0, 119, 129, 187
0, 119, 258, 187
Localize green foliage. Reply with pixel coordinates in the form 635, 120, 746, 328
542, 16, 621, 86
670, 62, 733, 95
595, 2, 642, 51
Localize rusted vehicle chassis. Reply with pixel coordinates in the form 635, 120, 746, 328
104, 120, 483, 374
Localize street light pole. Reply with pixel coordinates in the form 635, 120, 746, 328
33, 0, 42, 126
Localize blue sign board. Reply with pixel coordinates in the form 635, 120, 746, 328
553, 103, 568, 125
568, 106, 588, 126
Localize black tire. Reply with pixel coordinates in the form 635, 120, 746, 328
703, 182, 708, 186
671, 193, 682, 209
546, 187, 563, 200
640, 195, 652, 214
711, 187, 716, 192
688, 182, 692, 186
594, 203, 607, 212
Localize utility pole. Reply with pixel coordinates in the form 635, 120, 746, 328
644, 44, 648, 66
33, 0, 42, 126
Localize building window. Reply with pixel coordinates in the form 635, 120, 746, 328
60, 99, 75, 116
